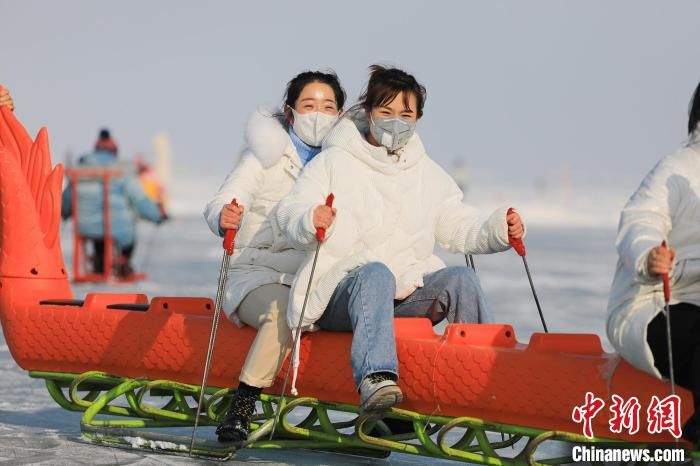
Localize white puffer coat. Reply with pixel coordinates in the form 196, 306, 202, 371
607, 134, 700, 378
277, 110, 515, 330
204, 108, 305, 324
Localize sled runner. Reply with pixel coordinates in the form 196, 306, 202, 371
0, 103, 698, 464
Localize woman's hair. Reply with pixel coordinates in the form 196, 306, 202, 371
689, 80, 700, 135
357, 65, 427, 118
283, 70, 346, 110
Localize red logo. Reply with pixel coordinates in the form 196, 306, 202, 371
573, 393, 682, 439
572, 391, 606, 439
608, 394, 641, 435
647, 395, 682, 439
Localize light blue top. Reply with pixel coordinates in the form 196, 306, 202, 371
288, 128, 321, 166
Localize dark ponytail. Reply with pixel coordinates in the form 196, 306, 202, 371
283, 70, 346, 110
357, 65, 426, 118
689, 80, 700, 135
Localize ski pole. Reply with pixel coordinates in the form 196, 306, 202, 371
660, 240, 676, 399
140, 206, 170, 274
269, 193, 334, 441
507, 207, 548, 333
189, 198, 239, 456
137, 222, 161, 277
465, 254, 476, 271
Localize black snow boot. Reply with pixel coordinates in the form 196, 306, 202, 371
216, 383, 261, 443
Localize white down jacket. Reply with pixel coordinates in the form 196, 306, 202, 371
607, 134, 700, 378
277, 110, 516, 330
204, 108, 305, 324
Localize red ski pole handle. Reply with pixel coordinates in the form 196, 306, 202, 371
661, 240, 671, 303
316, 193, 335, 242
222, 199, 239, 256
507, 207, 526, 257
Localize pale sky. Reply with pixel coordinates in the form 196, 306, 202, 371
2, 0, 699, 214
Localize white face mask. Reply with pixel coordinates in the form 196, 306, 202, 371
290, 108, 339, 147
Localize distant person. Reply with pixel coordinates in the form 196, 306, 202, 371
607, 80, 700, 446
203, 71, 345, 442
135, 155, 169, 220
0, 86, 14, 111
61, 129, 164, 277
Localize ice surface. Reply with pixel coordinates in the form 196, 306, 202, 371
122, 436, 189, 451
0, 216, 617, 464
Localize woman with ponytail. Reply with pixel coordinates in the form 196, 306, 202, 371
278, 65, 524, 414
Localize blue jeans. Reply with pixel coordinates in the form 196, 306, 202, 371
316, 262, 491, 388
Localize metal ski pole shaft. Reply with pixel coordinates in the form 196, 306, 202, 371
507, 208, 548, 333
268, 239, 319, 439
134, 223, 163, 292
189, 199, 239, 456
663, 300, 676, 397
521, 255, 547, 332
269, 193, 334, 441
660, 241, 677, 398
465, 254, 476, 271
138, 222, 161, 273
660, 240, 678, 445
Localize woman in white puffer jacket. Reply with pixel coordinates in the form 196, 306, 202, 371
607, 80, 700, 445
277, 65, 525, 414
203, 71, 346, 443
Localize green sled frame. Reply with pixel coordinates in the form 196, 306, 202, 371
29, 370, 700, 465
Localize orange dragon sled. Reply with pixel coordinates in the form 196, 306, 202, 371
0, 104, 697, 464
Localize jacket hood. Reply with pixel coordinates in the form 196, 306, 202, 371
245, 107, 294, 168
322, 108, 426, 175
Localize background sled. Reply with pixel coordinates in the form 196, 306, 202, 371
65, 167, 146, 284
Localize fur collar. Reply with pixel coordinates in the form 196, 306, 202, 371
245, 107, 295, 168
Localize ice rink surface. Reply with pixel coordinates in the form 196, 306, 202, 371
0, 215, 617, 465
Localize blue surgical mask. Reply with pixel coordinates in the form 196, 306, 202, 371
369, 116, 416, 152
